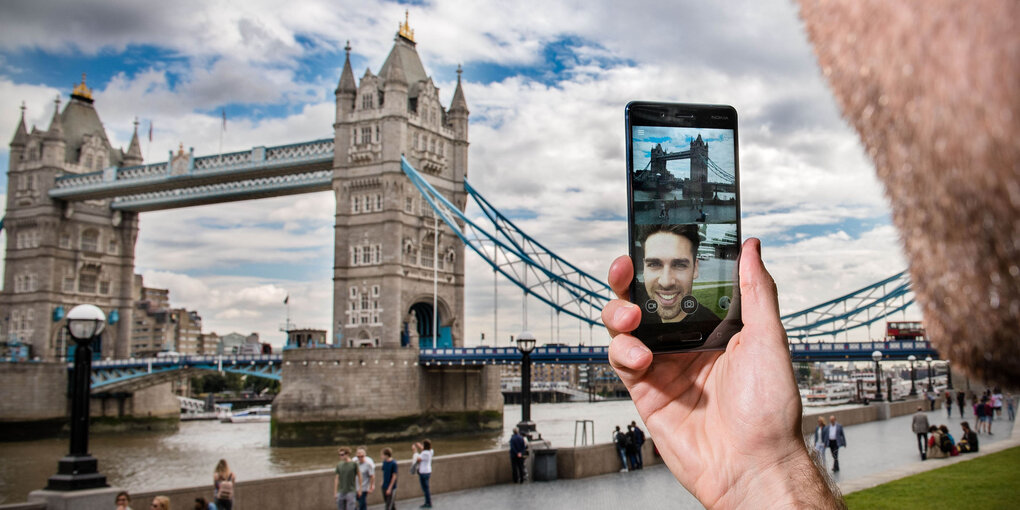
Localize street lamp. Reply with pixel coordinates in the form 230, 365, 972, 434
46, 304, 108, 490
516, 331, 537, 439
944, 359, 953, 390
907, 355, 917, 396
925, 355, 933, 391
871, 350, 884, 402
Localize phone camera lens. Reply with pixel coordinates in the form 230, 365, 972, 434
659, 113, 665, 118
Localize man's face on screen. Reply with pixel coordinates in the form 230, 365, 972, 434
643, 231, 699, 322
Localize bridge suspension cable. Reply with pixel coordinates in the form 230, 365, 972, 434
780, 271, 914, 341
401, 157, 611, 327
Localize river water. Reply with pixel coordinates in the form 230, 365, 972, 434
0, 400, 856, 504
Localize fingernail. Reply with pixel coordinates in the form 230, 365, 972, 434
628, 346, 647, 363
614, 303, 636, 323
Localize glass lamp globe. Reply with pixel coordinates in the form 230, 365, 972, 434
66, 304, 106, 343
516, 331, 536, 354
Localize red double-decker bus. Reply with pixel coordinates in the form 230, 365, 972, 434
886, 321, 926, 341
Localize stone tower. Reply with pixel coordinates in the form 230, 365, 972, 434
332, 17, 469, 349
1, 75, 141, 360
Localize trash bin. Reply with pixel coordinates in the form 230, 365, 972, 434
532, 448, 558, 481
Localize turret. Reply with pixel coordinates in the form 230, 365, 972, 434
123, 118, 144, 167
9, 102, 29, 167
448, 65, 470, 183
336, 41, 357, 120
41, 96, 65, 166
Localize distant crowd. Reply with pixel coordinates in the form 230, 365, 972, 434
912, 387, 1014, 461
612, 421, 646, 472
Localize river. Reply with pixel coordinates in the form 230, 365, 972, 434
0, 400, 858, 504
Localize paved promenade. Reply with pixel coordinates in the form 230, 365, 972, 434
371, 408, 1017, 509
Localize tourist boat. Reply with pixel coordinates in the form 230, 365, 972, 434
227, 405, 272, 423
804, 382, 854, 406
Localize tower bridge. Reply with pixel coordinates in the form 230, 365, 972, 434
2, 17, 934, 444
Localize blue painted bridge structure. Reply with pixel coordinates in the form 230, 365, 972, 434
88, 338, 939, 393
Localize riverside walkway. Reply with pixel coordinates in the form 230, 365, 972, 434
371, 408, 1017, 509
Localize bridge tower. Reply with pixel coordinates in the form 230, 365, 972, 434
1, 76, 141, 360
688, 134, 709, 199
332, 18, 468, 350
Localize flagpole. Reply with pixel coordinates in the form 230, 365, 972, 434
432, 211, 438, 350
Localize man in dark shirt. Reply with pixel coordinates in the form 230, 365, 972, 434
630, 421, 646, 469
509, 427, 527, 483
380, 448, 398, 510
334, 448, 361, 510
958, 421, 979, 453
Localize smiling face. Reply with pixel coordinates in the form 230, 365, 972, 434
643, 231, 699, 322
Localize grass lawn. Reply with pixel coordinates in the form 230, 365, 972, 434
844, 445, 1020, 509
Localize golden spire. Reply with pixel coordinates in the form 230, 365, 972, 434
398, 10, 415, 42
71, 72, 93, 100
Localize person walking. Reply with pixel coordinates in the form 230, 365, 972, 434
114, 491, 132, 510
911, 407, 930, 460
926, 385, 936, 411
212, 459, 235, 510
944, 392, 953, 417
812, 417, 827, 465
150, 497, 170, 510
975, 395, 988, 433
1007, 393, 1016, 421
355, 447, 375, 510
956, 390, 966, 417
612, 425, 629, 472
991, 387, 1003, 419
509, 427, 527, 483
380, 448, 398, 510
822, 415, 846, 472
334, 447, 361, 510
412, 440, 434, 509
630, 421, 646, 470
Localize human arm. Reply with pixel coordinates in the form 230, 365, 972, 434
602, 239, 843, 509
387, 467, 397, 495
356, 468, 363, 498
369, 468, 375, 493
334, 472, 339, 499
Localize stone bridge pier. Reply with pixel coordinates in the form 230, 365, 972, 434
271, 347, 502, 447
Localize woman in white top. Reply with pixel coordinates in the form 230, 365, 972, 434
412, 440, 434, 508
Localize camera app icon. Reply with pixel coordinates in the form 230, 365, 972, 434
680, 295, 698, 314
644, 300, 658, 313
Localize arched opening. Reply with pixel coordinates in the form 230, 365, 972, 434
407, 301, 451, 349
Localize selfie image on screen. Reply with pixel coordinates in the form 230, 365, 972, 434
630, 126, 738, 331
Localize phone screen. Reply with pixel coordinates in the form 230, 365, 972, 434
626, 102, 742, 352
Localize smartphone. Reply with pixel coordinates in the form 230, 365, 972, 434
625, 101, 743, 353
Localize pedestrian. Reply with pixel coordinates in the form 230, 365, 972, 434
115, 491, 132, 510
956, 390, 966, 417
612, 425, 629, 472
1007, 393, 1016, 421
212, 459, 235, 510
958, 421, 979, 453
926, 425, 950, 458
983, 396, 994, 435
926, 385, 935, 411
151, 497, 170, 510
911, 406, 930, 460
944, 392, 953, 417
509, 427, 527, 483
355, 447, 375, 510
811, 417, 827, 465
412, 440, 434, 509
974, 395, 987, 432
630, 420, 646, 470
194, 498, 216, 510
334, 447, 361, 510
624, 425, 639, 470
380, 447, 398, 510
991, 387, 1003, 419
822, 415, 846, 472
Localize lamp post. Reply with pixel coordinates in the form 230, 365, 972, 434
907, 355, 917, 396
516, 331, 537, 439
871, 350, 884, 402
925, 355, 933, 391
945, 359, 953, 390
46, 304, 108, 490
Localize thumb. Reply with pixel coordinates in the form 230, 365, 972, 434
738, 238, 784, 340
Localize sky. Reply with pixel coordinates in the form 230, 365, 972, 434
0, 0, 914, 348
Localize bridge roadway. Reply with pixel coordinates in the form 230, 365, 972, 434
90, 340, 938, 391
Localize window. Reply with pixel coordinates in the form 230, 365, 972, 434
354, 246, 362, 265
85, 155, 93, 169
349, 314, 357, 325
352, 128, 357, 144
96, 155, 104, 170
108, 239, 118, 254
78, 273, 97, 293
80, 230, 99, 252
352, 196, 360, 213
99, 280, 110, 295
63, 276, 75, 292
350, 287, 358, 299
59, 232, 71, 249
361, 294, 369, 310
374, 244, 382, 264
362, 94, 373, 109
361, 127, 371, 145
376, 195, 382, 211
430, 138, 436, 153
375, 125, 380, 143
421, 244, 434, 268
413, 133, 418, 149
372, 285, 380, 297
439, 140, 444, 155
405, 197, 413, 213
